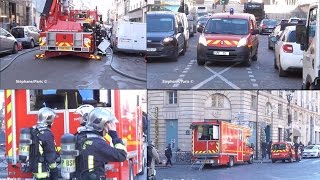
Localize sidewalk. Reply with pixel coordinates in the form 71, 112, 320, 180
253, 158, 272, 163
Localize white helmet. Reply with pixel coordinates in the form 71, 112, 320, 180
86, 107, 118, 132
74, 104, 94, 126
37, 107, 57, 126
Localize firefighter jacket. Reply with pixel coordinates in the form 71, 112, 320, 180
32, 127, 59, 179
77, 130, 127, 180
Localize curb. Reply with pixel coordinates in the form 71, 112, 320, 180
0, 48, 38, 72
110, 55, 147, 82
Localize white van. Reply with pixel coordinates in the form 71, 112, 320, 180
178, 13, 190, 47
296, 1, 319, 89
111, 21, 146, 53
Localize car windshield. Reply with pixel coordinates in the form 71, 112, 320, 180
204, 18, 249, 35
198, 17, 209, 24
289, 19, 300, 23
287, 30, 296, 42
305, 145, 317, 149
147, 16, 174, 32
272, 144, 286, 150
262, 19, 277, 26
11, 28, 25, 38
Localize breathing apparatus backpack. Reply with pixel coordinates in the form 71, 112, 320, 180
19, 127, 46, 173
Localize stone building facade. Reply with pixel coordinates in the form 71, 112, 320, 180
148, 90, 320, 159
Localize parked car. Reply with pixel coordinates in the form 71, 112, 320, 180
302, 145, 320, 158
273, 26, 303, 77
288, 17, 301, 23
271, 142, 301, 163
11, 26, 40, 48
146, 11, 186, 61
0, 27, 18, 55
268, 25, 282, 50
259, 19, 277, 34
196, 16, 209, 29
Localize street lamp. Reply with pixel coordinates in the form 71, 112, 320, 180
286, 91, 294, 142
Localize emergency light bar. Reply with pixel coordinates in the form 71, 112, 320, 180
230, 8, 234, 15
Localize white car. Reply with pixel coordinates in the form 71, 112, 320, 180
274, 26, 303, 77
302, 145, 320, 158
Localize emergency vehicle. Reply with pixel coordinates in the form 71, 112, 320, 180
243, 2, 265, 25
190, 120, 254, 170
296, 1, 320, 89
271, 142, 301, 163
196, 9, 260, 67
4, 89, 146, 180
36, 0, 108, 60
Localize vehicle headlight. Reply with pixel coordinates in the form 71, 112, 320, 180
161, 37, 176, 46
41, 37, 46, 43
199, 35, 207, 46
237, 38, 247, 47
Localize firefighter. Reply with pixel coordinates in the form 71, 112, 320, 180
76, 107, 127, 180
74, 104, 95, 133
294, 141, 300, 160
31, 107, 59, 180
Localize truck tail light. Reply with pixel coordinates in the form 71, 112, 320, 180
282, 44, 293, 53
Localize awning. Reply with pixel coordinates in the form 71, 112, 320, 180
293, 128, 301, 137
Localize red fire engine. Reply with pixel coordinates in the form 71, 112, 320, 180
190, 120, 254, 169
4, 89, 146, 179
36, 0, 106, 60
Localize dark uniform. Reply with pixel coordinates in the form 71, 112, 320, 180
32, 127, 59, 180
77, 130, 127, 180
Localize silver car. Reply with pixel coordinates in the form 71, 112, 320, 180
11, 26, 40, 48
0, 27, 18, 54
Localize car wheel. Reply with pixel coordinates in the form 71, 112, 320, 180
274, 57, 278, 69
197, 52, 205, 65
248, 155, 253, 164
243, 51, 252, 67
318, 152, 320, 158
12, 43, 18, 54
228, 156, 234, 167
180, 41, 186, 56
278, 58, 288, 77
282, 159, 285, 163
30, 40, 35, 48
252, 48, 258, 61
289, 156, 293, 163
272, 159, 276, 163
172, 48, 179, 62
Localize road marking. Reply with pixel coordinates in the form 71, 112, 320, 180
182, 70, 188, 73
248, 71, 253, 74
251, 79, 257, 82
172, 59, 197, 88
249, 75, 254, 78
179, 74, 185, 78
253, 83, 259, 87
191, 62, 240, 89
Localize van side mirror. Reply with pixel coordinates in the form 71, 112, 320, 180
296, 24, 307, 50
178, 26, 184, 33
197, 26, 203, 33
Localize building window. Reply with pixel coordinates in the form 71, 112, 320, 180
212, 94, 224, 108
278, 128, 282, 142
265, 103, 272, 116
168, 91, 177, 105
278, 103, 283, 118
294, 110, 297, 122
251, 95, 257, 110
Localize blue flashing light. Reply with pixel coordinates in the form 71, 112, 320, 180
230, 8, 234, 15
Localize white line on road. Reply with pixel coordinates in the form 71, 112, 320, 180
253, 83, 259, 87
179, 74, 186, 78
182, 70, 188, 73
251, 79, 257, 82
248, 71, 253, 74
246, 68, 251, 71
204, 66, 241, 89
191, 62, 240, 89
249, 75, 254, 78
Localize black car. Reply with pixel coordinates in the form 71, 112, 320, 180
268, 25, 282, 50
259, 19, 277, 34
196, 16, 209, 29
146, 11, 186, 61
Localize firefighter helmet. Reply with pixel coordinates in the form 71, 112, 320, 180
74, 104, 94, 125
37, 107, 57, 126
86, 107, 118, 132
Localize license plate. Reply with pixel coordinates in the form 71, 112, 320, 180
147, 48, 156, 52
213, 51, 229, 55
120, 39, 130, 43
58, 47, 72, 51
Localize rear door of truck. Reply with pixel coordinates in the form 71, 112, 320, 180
117, 22, 133, 50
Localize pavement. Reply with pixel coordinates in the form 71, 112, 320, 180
155, 158, 320, 180
147, 34, 302, 89
0, 47, 146, 89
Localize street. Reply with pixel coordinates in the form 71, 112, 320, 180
147, 34, 302, 89
156, 158, 320, 180
0, 48, 146, 89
